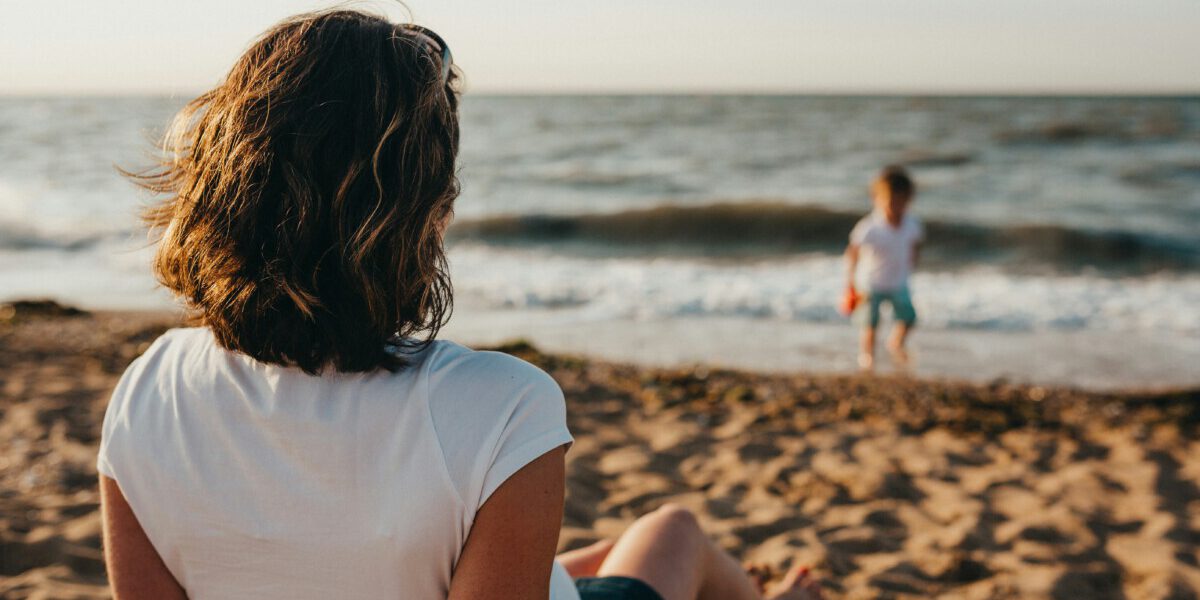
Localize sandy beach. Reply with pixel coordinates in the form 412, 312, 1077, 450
2, 303, 1199, 599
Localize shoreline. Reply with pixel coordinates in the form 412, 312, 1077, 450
442, 303, 1200, 395
8, 298, 1197, 396
3, 306, 1200, 598
5, 298, 1197, 395
49, 304, 1200, 395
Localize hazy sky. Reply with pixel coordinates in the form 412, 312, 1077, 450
3, 0, 1198, 95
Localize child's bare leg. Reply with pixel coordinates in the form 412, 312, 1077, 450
594, 504, 762, 600
556, 538, 615, 578
888, 322, 912, 351
859, 327, 876, 370
886, 323, 912, 363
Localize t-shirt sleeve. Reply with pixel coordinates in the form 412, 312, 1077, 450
97, 330, 185, 482
96, 347, 156, 480
96, 383, 125, 478
476, 373, 572, 506
426, 348, 573, 522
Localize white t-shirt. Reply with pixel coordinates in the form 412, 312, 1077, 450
98, 327, 578, 600
849, 211, 924, 292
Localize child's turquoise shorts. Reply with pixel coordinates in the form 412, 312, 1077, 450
855, 287, 917, 328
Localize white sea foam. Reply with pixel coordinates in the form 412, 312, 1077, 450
448, 245, 1200, 335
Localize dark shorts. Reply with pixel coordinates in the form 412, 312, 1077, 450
575, 576, 664, 600
854, 287, 917, 328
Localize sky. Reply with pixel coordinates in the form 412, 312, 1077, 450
2, 0, 1198, 95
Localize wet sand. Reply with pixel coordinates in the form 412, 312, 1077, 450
441, 308, 1200, 392
2, 304, 1198, 599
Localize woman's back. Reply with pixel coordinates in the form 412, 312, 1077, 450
98, 328, 573, 598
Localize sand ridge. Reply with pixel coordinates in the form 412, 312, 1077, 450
1, 308, 1198, 599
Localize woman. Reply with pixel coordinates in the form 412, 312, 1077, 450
99, 9, 823, 600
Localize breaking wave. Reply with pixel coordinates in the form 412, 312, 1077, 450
448, 203, 1200, 274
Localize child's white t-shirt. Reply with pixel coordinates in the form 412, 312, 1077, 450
849, 211, 924, 292
98, 327, 578, 600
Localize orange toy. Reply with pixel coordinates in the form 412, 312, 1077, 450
838, 286, 860, 316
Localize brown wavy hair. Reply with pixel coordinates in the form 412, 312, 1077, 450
130, 9, 461, 374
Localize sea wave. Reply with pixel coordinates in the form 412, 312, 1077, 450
447, 203, 1200, 274
995, 112, 1190, 145
1120, 162, 1200, 188
448, 246, 1200, 335
0, 222, 108, 251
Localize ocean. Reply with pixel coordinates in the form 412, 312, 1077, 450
2, 95, 1198, 389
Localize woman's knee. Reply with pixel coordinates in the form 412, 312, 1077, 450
641, 503, 702, 539
600, 505, 710, 599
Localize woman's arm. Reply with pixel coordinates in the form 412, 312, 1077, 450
448, 446, 567, 600
100, 475, 188, 600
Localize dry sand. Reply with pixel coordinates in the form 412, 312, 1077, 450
2, 303, 1199, 599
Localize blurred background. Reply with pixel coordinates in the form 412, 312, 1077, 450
2, 0, 1198, 389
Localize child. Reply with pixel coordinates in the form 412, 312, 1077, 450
844, 166, 923, 370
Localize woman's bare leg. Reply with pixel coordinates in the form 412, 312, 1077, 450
557, 538, 615, 578
590, 504, 822, 600
593, 504, 760, 600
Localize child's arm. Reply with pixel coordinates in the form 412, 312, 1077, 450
845, 243, 860, 289
839, 243, 862, 315
911, 241, 921, 271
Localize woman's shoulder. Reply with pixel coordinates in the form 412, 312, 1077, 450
103, 327, 219, 413
117, 327, 212, 377
427, 343, 556, 384
421, 340, 566, 444
141, 326, 215, 353
422, 340, 571, 513
99, 328, 220, 474
420, 343, 564, 412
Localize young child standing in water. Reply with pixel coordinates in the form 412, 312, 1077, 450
844, 166, 923, 370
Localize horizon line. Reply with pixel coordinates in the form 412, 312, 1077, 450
3, 88, 1199, 99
